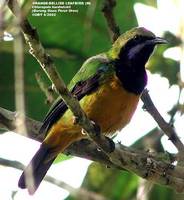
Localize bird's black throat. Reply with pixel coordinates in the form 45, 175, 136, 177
114, 45, 154, 95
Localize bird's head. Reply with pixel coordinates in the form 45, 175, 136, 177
108, 27, 167, 66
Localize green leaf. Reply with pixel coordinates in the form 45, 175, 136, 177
149, 184, 175, 200
54, 153, 73, 163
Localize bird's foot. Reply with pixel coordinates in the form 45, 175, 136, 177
81, 120, 101, 136
105, 136, 115, 153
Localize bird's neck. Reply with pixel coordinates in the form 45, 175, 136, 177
114, 58, 147, 95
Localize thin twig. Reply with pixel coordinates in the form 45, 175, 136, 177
141, 89, 184, 153
101, 0, 120, 42
0, 107, 42, 140
0, 157, 106, 200
35, 72, 56, 105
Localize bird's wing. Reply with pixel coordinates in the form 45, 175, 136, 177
39, 53, 112, 135
67, 53, 110, 89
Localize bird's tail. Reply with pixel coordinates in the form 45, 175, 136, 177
18, 129, 81, 194
18, 144, 56, 195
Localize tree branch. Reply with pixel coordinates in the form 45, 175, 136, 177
141, 89, 184, 161
35, 72, 56, 105
102, 0, 120, 42
1, 107, 184, 193
0, 107, 42, 140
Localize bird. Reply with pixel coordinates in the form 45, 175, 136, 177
18, 27, 167, 194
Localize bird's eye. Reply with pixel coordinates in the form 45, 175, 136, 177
134, 36, 139, 41
133, 36, 145, 44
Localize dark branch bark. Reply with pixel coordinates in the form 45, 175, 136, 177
0, 107, 42, 140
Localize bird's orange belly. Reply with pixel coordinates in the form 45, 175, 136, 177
80, 75, 140, 136
44, 75, 140, 150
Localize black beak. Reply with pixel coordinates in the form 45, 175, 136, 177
152, 37, 168, 44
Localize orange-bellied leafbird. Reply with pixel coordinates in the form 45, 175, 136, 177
18, 27, 167, 194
